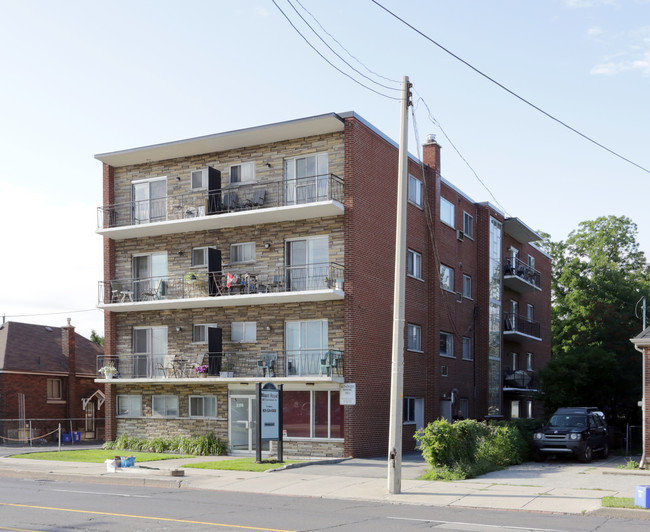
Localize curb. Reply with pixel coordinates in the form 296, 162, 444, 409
589, 507, 650, 520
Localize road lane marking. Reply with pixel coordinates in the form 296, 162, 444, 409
0, 502, 295, 532
388, 516, 565, 531
52, 488, 152, 498
0, 527, 44, 532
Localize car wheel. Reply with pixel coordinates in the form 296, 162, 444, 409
578, 444, 593, 463
601, 441, 610, 459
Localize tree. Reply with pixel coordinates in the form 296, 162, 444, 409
90, 330, 104, 347
540, 215, 650, 424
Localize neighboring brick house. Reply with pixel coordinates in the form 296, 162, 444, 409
630, 329, 650, 468
0, 320, 105, 442
96, 112, 550, 458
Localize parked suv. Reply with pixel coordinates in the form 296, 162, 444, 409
533, 407, 608, 463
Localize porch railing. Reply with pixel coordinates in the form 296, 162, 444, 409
97, 173, 344, 230
98, 263, 344, 304
503, 312, 541, 339
97, 349, 343, 379
503, 257, 541, 289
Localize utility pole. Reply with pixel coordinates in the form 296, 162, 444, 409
388, 75, 411, 494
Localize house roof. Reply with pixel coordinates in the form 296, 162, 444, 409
0, 321, 103, 375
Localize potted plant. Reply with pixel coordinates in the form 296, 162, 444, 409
99, 363, 117, 379
193, 364, 209, 377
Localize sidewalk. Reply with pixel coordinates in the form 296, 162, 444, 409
1, 448, 650, 518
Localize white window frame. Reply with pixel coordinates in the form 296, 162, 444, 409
408, 249, 422, 280
191, 168, 208, 190
229, 162, 256, 185
189, 395, 217, 418
440, 331, 454, 358
230, 242, 256, 264
407, 323, 422, 352
527, 304, 534, 322
117, 395, 142, 417
47, 378, 62, 401
132, 176, 167, 224
232, 322, 257, 343
463, 211, 474, 239
511, 400, 520, 419
440, 197, 455, 228
526, 352, 533, 371
408, 174, 423, 208
193, 323, 217, 344
441, 365, 448, 377
463, 274, 472, 299
403, 397, 416, 424
152, 395, 179, 417
512, 352, 519, 371
191, 246, 215, 268
462, 336, 472, 360
528, 254, 535, 269
440, 264, 454, 292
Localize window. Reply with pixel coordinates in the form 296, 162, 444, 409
526, 352, 533, 371
283, 390, 343, 439
230, 242, 255, 263
152, 395, 179, 417
232, 322, 257, 342
189, 396, 217, 418
527, 304, 534, 322
133, 326, 168, 379
284, 153, 329, 204
462, 337, 472, 360
408, 249, 422, 279
132, 177, 166, 224
511, 400, 520, 419
440, 332, 454, 357
47, 379, 62, 400
285, 319, 328, 376
463, 212, 474, 239
440, 264, 454, 291
440, 197, 455, 227
528, 255, 535, 269
133, 252, 167, 301
512, 352, 519, 371
525, 400, 533, 419
117, 395, 142, 417
441, 365, 448, 377
193, 323, 217, 344
463, 274, 472, 299
404, 397, 416, 423
407, 324, 422, 352
230, 162, 255, 184
192, 247, 212, 267
191, 168, 207, 189
285, 236, 329, 291
408, 174, 423, 207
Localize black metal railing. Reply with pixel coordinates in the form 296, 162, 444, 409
503, 369, 537, 389
98, 263, 344, 304
503, 257, 541, 289
503, 312, 541, 339
97, 349, 344, 379
97, 173, 344, 229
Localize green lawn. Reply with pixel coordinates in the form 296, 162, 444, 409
183, 458, 304, 472
602, 496, 648, 509
11, 450, 192, 463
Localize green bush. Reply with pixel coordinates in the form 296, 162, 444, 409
416, 419, 528, 480
102, 432, 227, 456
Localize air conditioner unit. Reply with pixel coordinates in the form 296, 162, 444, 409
456, 229, 464, 242
456, 292, 463, 303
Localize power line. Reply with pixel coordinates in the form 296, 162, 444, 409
370, 0, 650, 175
271, 0, 401, 100
3, 308, 103, 319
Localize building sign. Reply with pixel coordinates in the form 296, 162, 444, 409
261, 383, 280, 440
340, 383, 356, 405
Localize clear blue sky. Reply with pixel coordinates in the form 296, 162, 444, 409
1, 0, 648, 338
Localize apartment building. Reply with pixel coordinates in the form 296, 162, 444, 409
96, 112, 550, 458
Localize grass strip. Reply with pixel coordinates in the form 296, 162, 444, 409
602, 496, 648, 509
183, 457, 304, 472
10, 450, 192, 463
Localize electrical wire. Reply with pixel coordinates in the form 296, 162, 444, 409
271, 0, 401, 100
371, 0, 650, 175
3, 308, 103, 319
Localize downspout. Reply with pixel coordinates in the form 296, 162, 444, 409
633, 343, 646, 468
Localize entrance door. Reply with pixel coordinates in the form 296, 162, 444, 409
84, 402, 96, 439
229, 395, 270, 454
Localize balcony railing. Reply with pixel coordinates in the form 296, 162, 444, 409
97, 174, 344, 230
503, 257, 541, 291
503, 312, 541, 341
98, 263, 344, 305
503, 369, 538, 390
97, 349, 343, 380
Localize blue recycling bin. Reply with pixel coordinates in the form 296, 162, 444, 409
61, 433, 72, 443
72, 431, 81, 442
635, 485, 650, 508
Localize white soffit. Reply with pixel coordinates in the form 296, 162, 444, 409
503, 217, 541, 243
95, 113, 345, 168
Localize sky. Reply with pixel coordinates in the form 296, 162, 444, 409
1, 0, 649, 340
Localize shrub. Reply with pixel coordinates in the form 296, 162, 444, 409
102, 432, 227, 456
416, 418, 527, 480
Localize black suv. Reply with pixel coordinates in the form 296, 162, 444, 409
533, 407, 609, 463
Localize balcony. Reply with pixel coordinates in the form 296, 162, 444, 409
97, 174, 344, 240
96, 349, 344, 382
503, 312, 541, 342
503, 257, 541, 293
98, 263, 344, 312
503, 370, 539, 392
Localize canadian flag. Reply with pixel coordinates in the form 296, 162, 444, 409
227, 273, 235, 288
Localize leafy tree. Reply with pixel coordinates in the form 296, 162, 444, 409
540, 216, 649, 425
90, 330, 104, 347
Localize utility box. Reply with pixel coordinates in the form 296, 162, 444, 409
635, 485, 650, 508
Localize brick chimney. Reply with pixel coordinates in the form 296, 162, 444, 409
62, 318, 77, 419
423, 134, 441, 176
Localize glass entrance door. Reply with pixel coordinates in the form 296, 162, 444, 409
229, 395, 270, 454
